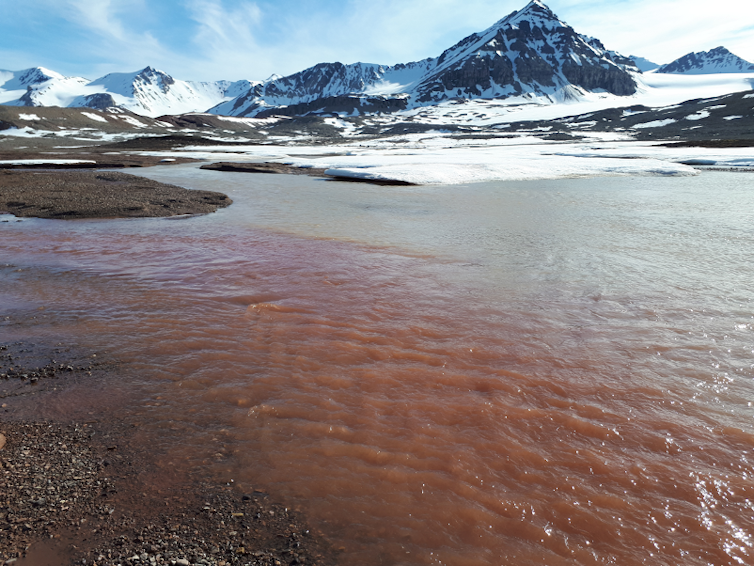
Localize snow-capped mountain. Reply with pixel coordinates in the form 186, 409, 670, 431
211, 0, 638, 117
0, 66, 252, 117
72, 67, 254, 117
0, 67, 90, 107
410, 9, 637, 104
657, 47, 754, 74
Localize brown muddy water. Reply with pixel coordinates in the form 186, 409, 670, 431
2, 165, 754, 565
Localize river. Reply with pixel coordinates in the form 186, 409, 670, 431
2, 165, 753, 565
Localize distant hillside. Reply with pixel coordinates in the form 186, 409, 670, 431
657, 47, 754, 74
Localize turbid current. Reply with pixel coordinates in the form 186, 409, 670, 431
2, 164, 753, 565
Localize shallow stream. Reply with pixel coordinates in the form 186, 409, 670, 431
2, 166, 753, 565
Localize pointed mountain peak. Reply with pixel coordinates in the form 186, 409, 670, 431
496, 0, 562, 28
133, 67, 175, 89
708, 46, 732, 56
519, 0, 555, 15
136, 66, 165, 78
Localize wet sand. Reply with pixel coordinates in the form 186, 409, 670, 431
0, 170, 231, 219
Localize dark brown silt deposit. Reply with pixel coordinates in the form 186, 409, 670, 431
0, 170, 231, 219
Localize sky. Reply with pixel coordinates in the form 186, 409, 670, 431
1, 0, 752, 82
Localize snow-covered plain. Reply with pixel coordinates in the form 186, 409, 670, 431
134, 132, 754, 186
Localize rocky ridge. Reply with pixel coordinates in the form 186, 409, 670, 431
657, 46, 754, 74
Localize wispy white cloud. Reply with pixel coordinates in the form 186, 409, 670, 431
182, 0, 266, 79
53, 0, 170, 74
554, 0, 754, 64
187, 0, 262, 50
66, 0, 130, 40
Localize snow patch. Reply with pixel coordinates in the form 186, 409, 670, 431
632, 119, 677, 129
685, 110, 710, 121
18, 114, 41, 121
81, 112, 108, 123
119, 115, 147, 128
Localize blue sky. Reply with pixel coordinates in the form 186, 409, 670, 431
1, 0, 752, 81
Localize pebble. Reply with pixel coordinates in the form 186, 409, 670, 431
0, 433, 6, 450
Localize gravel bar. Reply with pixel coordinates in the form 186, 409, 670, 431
0, 170, 231, 220
0, 345, 338, 566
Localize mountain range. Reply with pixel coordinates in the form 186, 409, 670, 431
0, 66, 251, 117
2, 0, 753, 119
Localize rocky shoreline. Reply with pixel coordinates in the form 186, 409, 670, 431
0, 344, 338, 566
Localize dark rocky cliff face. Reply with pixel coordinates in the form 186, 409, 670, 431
134, 67, 176, 95
255, 95, 408, 118
561, 62, 636, 95
76, 93, 120, 111
415, 1, 636, 103
262, 63, 381, 100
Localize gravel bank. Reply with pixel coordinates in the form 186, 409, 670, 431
0, 345, 337, 566
0, 170, 231, 219
0, 422, 336, 566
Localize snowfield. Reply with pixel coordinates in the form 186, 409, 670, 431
131, 133, 754, 186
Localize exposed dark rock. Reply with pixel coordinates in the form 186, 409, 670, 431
76, 93, 120, 111
254, 95, 409, 118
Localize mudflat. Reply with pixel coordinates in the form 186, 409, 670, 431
0, 170, 231, 219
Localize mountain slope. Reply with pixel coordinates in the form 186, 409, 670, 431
210, 0, 638, 117
657, 47, 754, 74
209, 60, 435, 117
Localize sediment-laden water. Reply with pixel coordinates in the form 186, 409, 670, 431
2, 165, 753, 565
